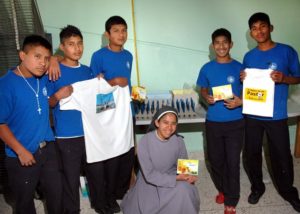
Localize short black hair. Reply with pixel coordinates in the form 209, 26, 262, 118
60, 25, 83, 43
22, 34, 52, 53
105, 16, 127, 33
211, 28, 232, 43
248, 12, 271, 29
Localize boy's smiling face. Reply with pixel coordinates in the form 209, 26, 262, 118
212, 35, 232, 59
106, 24, 128, 48
60, 35, 83, 62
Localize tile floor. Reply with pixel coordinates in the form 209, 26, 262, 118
1, 153, 300, 214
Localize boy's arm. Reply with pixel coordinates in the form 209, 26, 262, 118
240, 70, 246, 81
49, 85, 73, 108
200, 87, 215, 105
107, 77, 128, 87
47, 55, 64, 81
0, 124, 36, 166
271, 71, 300, 84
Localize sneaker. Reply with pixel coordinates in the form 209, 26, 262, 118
95, 207, 113, 214
108, 200, 121, 213
224, 206, 236, 214
216, 192, 225, 204
287, 198, 300, 212
248, 189, 265, 204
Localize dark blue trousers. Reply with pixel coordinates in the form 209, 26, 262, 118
56, 137, 87, 214
86, 147, 135, 210
244, 117, 299, 201
6, 142, 63, 214
205, 119, 244, 206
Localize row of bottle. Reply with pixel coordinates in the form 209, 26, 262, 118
134, 97, 198, 120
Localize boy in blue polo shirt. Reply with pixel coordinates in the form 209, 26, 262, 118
89, 15, 135, 213
0, 35, 62, 214
242, 12, 300, 212
47, 25, 94, 214
196, 28, 244, 214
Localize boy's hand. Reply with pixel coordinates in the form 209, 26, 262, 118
270, 70, 285, 83
205, 95, 215, 105
55, 85, 73, 100
240, 70, 246, 81
18, 148, 36, 166
0, 124, 36, 167
200, 88, 215, 105
49, 85, 73, 108
97, 73, 104, 79
47, 56, 61, 81
224, 95, 242, 109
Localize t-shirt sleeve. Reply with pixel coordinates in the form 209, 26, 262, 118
236, 63, 244, 95
196, 67, 208, 88
137, 135, 177, 188
90, 52, 103, 76
87, 66, 96, 78
288, 47, 300, 77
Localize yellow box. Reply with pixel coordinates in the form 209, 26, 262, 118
131, 86, 146, 102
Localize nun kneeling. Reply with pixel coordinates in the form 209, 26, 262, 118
121, 106, 200, 214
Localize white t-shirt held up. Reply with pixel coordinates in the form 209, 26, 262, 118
242, 68, 275, 117
60, 78, 134, 163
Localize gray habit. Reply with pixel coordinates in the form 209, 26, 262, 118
121, 131, 200, 214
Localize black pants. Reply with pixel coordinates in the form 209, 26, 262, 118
244, 117, 299, 201
116, 116, 137, 198
5, 142, 63, 214
116, 147, 135, 199
206, 119, 244, 206
86, 147, 135, 210
56, 137, 87, 214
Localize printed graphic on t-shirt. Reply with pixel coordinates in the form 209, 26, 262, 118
96, 92, 115, 113
244, 88, 267, 102
268, 62, 277, 70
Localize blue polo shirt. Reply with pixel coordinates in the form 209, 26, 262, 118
197, 59, 244, 122
243, 43, 300, 120
47, 63, 94, 138
90, 47, 132, 88
0, 71, 54, 157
